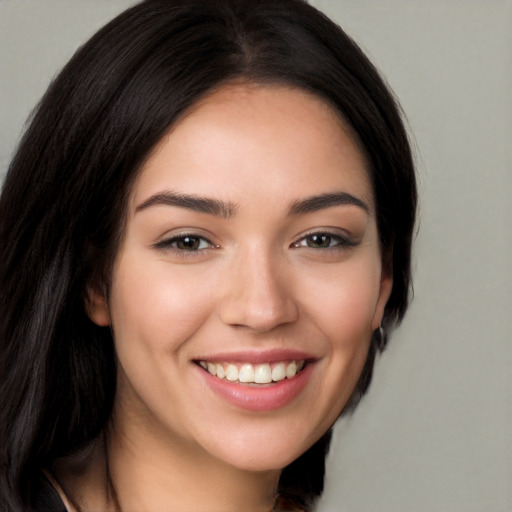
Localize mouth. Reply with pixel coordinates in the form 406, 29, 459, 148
196, 360, 307, 385
193, 350, 316, 411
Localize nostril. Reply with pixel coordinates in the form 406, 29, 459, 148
219, 295, 299, 332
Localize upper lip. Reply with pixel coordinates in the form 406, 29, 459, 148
193, 348, 317, 365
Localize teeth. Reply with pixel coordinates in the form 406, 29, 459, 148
255, 364, 272, 384
216, 364, 225, 379
226, 364, 239, 382
286, 361, 297, 378
271, 362, 286, 382
199, 360, 305, 384
239, 364, 255, 383
207, 362, 216, 376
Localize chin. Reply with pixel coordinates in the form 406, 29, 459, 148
199, 420, 330, 473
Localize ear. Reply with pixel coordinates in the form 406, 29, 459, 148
371, 272, 393, 331
85, 282, 111, 326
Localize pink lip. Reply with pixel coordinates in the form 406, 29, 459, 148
194, 348, 316, 365
195, 361, 315, 412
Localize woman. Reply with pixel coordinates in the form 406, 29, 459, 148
0, 0, 417, 510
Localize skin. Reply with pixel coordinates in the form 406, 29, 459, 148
82, 83, 392, 511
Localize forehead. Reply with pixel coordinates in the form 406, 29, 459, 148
131, 83, 373, 212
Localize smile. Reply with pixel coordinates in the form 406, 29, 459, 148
198, 360, 306, 384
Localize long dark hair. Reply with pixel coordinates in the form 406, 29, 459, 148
0, 0, 417, 509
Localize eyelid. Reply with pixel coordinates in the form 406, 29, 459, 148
152, 231, 218, 252
291, 229, 359, 249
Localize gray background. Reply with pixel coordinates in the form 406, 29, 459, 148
1, 1, 511, 511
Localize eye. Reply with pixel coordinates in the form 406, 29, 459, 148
293, 232, 356, 250
154, 234, 213, 252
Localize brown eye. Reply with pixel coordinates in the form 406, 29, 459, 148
175, 236, 203, 251
293, 232, 357, 250
154, 234, 213, 252
305, 234, 335, 249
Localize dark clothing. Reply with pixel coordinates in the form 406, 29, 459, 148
32, 473, 66, 512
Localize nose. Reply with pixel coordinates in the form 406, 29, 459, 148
218, 247, 299, 332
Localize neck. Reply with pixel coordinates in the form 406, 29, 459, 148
105, 418, 280, 512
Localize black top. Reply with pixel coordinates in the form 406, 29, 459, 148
32, 473, 67, 512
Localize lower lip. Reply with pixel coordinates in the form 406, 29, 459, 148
197, 363, 314, 412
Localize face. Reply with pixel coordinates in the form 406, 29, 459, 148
88, 84, 392, 472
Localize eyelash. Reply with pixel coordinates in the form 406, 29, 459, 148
153, 233, 216, 255
154, 230, 356, 256
291, 232, 357, 251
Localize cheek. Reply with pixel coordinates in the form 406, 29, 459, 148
301, 258, 382, 345
108, 255, 216, 354
297, 259, 381, 413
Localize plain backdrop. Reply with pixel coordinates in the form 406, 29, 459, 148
1, 1, 511, 511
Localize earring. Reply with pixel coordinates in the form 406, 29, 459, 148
373, 325, 387, 352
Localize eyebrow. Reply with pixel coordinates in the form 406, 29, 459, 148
288, 192, 369, 216
135, 190, 368, 218
135, 191, 237, 218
